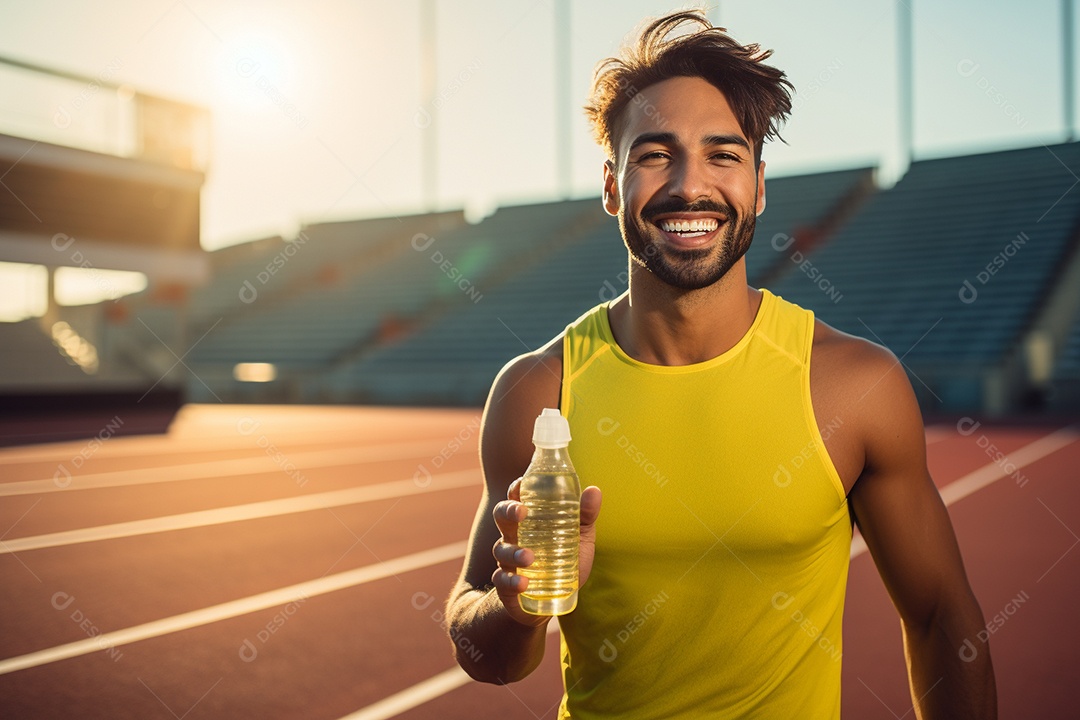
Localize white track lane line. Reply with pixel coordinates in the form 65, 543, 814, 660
0, 429, 452, 464
0, 470, 479, 554
343, 425, 1079, 720
336, 623, 562, 720
849, 424, 1078, 559
0, 541, 467, 676
0, 440, 451, 497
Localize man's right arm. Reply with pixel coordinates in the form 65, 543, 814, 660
446, 344, 563, 684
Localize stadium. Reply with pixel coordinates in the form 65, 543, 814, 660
0, 1, 1077, 718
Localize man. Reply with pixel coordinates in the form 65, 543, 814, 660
446, 10, 996, 719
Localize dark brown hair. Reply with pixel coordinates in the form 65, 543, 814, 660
584, 9, 793, 164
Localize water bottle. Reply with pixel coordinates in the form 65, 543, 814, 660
518, 408, 581, 616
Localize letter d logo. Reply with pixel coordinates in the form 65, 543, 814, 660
773, 465, 792, 488
52, 592, 75, 610
54, 464, 73, 489
239, 280, 258, 304
596, 417, 620, 437
239, 638, 258, 662
599, 638, 618, 662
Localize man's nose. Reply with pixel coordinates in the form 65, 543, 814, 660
668, 156, 711, 203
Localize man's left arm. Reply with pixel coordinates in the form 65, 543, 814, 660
847, 347, 997, 719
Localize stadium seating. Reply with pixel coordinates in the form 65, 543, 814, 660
745, 166, 875, 282
183, 200, 604, 399
323, 169, 874, 405
138, 140, 1078, 411
767, 142, 1080, 410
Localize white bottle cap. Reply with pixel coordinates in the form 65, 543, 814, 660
533, 408, 571, 448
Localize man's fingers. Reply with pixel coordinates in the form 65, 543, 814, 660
493, 541, 534, 570
507, 477, 522, 501
581, 485, 602, 526
493, 498, 527, 544
491, 567, 529, 595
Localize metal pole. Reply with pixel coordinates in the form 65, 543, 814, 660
420, 0, 438, 211
554, 0, 572, 199
898, 0, 914, 165
1065, 0, 1075, 141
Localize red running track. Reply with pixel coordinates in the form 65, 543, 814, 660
0, 405, 1075, 719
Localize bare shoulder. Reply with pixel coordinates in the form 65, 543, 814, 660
809, 318, 927, 485
811, 318, 905, 393
481, 335, 565, 489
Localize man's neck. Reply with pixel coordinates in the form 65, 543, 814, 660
607, 261, 761, 366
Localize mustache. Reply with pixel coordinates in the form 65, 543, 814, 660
640, 198, 735, 223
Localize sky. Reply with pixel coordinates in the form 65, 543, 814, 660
0, 0, 1072, 253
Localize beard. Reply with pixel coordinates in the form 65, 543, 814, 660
618, 196, 756, 291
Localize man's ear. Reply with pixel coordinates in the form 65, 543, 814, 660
755, 160, 766, 217
603, 160, 620, 217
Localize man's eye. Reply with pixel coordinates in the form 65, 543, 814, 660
710, 152, 739, 162
636, 151, 669, 163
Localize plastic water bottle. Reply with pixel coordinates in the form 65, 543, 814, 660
518, 408, 581, 616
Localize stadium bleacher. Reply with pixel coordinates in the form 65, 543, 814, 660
767, 141, 1080, 411
17, 140, 1074, 414
184, 199, 604, 400
310, 168, 876, 405
744, 166, 875, 282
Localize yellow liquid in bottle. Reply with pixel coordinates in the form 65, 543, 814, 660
519, 471, 580, 615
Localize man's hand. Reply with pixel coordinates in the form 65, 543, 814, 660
491, 479, 602, 626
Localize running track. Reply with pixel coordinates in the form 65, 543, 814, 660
0, 405, 1076, 719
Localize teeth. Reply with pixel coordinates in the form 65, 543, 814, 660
659, 218, 719, 233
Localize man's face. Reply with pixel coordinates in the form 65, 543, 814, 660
603, 76, 766, 290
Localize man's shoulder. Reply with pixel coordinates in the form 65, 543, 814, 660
810, 316, 924, 457
488, 334, 564, 411
811, 317, 899, 379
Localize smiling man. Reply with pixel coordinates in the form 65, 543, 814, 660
446, 10, 996, 719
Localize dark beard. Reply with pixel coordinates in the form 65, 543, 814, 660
619, 197, 756, 291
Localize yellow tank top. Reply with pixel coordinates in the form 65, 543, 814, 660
557, 288, 851, 719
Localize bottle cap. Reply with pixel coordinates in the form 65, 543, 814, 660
532, 408, 571, 448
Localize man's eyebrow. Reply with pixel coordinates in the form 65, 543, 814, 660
628, 132, 677, 151
703, 134, 751, 151
627, 132, 751, 153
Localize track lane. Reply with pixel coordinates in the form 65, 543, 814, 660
0, 481, 481, 659
841, 429, 1080, 719
0, 408, 1075, 719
